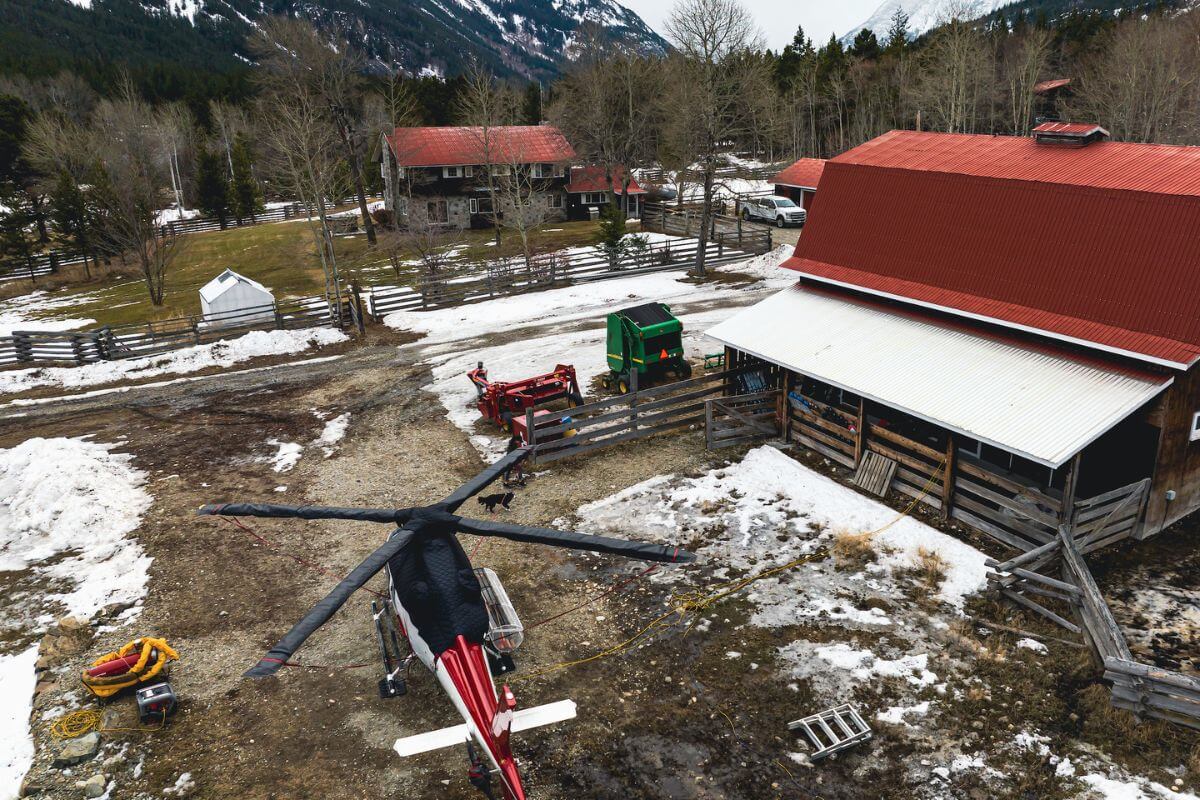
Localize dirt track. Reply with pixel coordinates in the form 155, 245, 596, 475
6, 306, 1200, 799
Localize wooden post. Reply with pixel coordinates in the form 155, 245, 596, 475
1061, 452, 1083, 529
351, 285, 366, 336
629, 366, 639, 433
525, 407, 536, 451
781, 371, 793, 443
941, 435, 957, 519
854, 397, 868, 467
705, 398, 715, 450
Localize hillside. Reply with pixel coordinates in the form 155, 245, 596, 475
0, 0, 668, 85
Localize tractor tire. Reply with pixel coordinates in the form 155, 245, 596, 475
680, 361, 693, 379
618, 376, 630, 394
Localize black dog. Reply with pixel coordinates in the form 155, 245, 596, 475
477, 492, 515, 513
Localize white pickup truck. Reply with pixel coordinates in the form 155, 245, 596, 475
739, 195, 807, 228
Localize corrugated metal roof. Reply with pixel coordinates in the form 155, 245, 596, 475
706, 283, 1172, 468
1033, 78, 1072, 94
1032, 121, 1107, 137
773, 158, 826, 190
566, 166, 647, 195
385, 126, 576, 167
790, 132, 1200, 366
831, 129, 1200, 195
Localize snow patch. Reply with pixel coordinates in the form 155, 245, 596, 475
1016, 637, 1048, 654
0, 646, 38, 800
0, 437, 152, 619
0, 328, 348, 396
267, 441, 302, 473
315, 413, 351, 456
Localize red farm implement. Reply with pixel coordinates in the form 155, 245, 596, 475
468, 362, 584, 438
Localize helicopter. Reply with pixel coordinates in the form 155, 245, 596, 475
198, 446, 694, 800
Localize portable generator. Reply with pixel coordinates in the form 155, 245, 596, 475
135, 681, 178, 724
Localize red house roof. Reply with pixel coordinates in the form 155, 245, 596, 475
385, 126, 576, 167
773, 158, 826, 190
786, 130, 1200, 368
566, 166, 646, 195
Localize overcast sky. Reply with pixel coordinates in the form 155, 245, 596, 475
620, 0, 885, 51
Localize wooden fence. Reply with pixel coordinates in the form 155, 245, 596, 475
641, 203, 772, 255
0, 197, 370, 285
527, 368, 748, 464
638, 164, 785, 184
0, 295, 354, 368
367, 237, 755, 319
1105, 658, 1200, 731
705, 390, 781, 450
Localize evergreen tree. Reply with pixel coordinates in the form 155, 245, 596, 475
849, 29, 881, 61
884, 8, 909, 54
522, 81, 542, 124
229, 135, 261, 223
0, 184, 35, 276
48, 170, 93, 277
194, 146, 231, 228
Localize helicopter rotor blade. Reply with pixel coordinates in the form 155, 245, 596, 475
455, 517, 695, 564
440, 448, 530, 512
198, 503, 414, 526
244, 527, 415, 678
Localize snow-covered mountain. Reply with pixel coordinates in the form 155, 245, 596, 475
4, 0, 668, 82
843, 0, 1014, 42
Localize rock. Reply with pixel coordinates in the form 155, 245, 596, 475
19, 775, 47, 796
57, 616, 89, 632
54, 733, 102, 767
82, 775, 106, 798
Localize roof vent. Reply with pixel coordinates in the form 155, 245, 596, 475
1032, 121, 1109, 147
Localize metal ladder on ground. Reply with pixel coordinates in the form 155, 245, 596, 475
788, 703, 872, 760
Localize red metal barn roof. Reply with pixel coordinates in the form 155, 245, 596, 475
385, 126, 576, 167
1033, 78, 1072, 94
773, 158, 826, 190
787, 130, 1200, 368
566, 166, 647, 195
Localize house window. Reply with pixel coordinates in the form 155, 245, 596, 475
1191, 411, 1200, 442
490, 164, 511, 177
426, 200, 448, 224
549, 193, 564, 209
443, 166, 467, 179
553, 163, 565, 178
470, 197, 495, 215
583, 192, 608, 205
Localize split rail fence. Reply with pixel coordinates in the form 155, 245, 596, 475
0, 294, 356, 368
367, 237, 755, 319
641, 204, 772, 255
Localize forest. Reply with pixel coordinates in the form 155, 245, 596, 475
0, 0, 1197, 304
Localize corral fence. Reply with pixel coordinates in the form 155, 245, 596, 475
0, 293, 358, 368
367, 236, 756, 320
642, 203, 772, 255
526, 367, 757, 465
1104, 658, 1200, 731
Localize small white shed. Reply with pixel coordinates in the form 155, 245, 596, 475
199, 269, 275, 327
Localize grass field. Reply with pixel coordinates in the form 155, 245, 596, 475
4, 217, 604, 328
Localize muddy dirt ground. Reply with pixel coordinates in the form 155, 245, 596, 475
4, 333, 1199, 800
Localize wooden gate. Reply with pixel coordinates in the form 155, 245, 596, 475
705, 390, 781, 450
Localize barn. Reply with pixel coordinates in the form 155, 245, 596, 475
199, 269, 275, 327
709, 125, 1200, 550
771, 157, 825, 209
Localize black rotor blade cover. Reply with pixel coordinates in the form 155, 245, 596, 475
440, 448, 529, 512
244, 528, 415, 678
199, 503, 413, 526
456, 517, 695, 564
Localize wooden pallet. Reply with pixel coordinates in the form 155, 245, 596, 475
788, 704, 873, 760
854, 451, 897, 497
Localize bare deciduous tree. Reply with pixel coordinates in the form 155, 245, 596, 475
660, 0, 765, 276
86, 80, 182, 306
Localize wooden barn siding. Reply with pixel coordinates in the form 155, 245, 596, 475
1144, 363, 1200, 535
